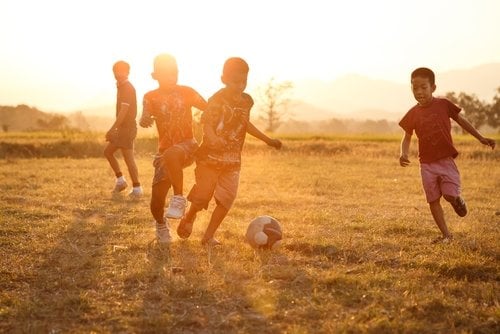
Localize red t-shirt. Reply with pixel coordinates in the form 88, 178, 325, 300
143, 86, 206, 153
399, 97, 461, 163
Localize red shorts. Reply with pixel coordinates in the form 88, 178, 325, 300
420, 157, 461, 203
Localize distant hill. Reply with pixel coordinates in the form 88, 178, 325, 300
0, 105, 69, 131
291, 63, 500, 121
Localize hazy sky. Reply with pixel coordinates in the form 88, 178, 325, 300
1, 0, 499, 112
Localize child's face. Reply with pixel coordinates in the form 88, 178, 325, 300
223, 72, 248, 96
152, 65, 178, 88
411, 76, 436, 106
113, 68, 128, 83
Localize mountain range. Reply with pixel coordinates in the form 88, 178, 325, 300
78, 63, 500, 124
287, 63, 500, 121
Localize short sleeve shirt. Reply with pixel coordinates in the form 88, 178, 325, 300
116, 80, 137, 128
399, 97, 461, 163
143, 86, 206, 153
197, 88, 254, 169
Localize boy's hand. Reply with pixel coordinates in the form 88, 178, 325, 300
268, 138, 282, 150
399, 155, 410, 167
139, 115, 154, 128
480, 137, 496, 149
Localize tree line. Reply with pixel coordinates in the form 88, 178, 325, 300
256, 78, 500, 133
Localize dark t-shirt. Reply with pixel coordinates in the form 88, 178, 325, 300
143, 85, 206, 153
197, 88, 253, 169
399, 97, 461, 163
116, 80, 137, 128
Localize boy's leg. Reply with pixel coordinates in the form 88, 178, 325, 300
201, 204, 229, 244
104, 143, 128, 192
151, 180, 170, 224
104, 142, 121, 176
177, 164, 218, 239
121, 148, 140, 186
200, 169, 240, 245
429, 198, 453, 239
151, 180, 172, 244
163, 146, 185, 196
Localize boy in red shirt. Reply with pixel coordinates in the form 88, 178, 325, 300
399, 67, 495, 243
177, 57, 282, 246
140, 54, 207, 244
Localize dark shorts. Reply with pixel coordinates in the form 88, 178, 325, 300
152, 139, 199, 186
109, 126, 137, 150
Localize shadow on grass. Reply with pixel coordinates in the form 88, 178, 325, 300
4, 198, 138, 333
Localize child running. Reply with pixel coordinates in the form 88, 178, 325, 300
177, 57, 282, 246
140, 54, 207, 244
399, 67, 495, 244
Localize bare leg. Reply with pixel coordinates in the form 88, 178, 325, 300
202, 203, 229, 243
150, 180, 171, 224
104, 143, 121, 176
163, 147, 185, 195
429, 198, 452, 238
121, 148, 140, 185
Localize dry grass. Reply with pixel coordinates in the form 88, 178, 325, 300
0, 135, 499, 333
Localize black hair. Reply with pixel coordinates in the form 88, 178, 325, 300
113, 60, 130, 73
411, 67, 435, 85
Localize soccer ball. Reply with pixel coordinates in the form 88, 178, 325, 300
245, 215, 282, 250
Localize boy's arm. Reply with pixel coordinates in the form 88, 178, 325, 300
455, 114, 496, 149
399, 132, 412, 167
139, 98, 154, 128
246, 121, 282, 149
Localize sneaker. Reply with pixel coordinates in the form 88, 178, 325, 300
128, 186, 143, 199
165, 195, 187, 219
113, 180, 128, 193
156, 221, 172, 244
431, 234, 454, 244
451, 196, 467, 217
177, 216, 194, 239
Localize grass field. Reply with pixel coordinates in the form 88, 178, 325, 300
0, 134, 499, 333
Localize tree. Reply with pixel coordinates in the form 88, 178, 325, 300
445, 91, 488, 129
488, 87, 500, 129
256, 78, 293, 132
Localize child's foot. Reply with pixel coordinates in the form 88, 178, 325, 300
156, 221, 172, 244
431, 234, 453, 244
113, 180, 128, 193
177, 216, 194, 239
165, 195, 187, 219
128, 186, 143, 199
201, 237, 221, 247
451, 196, 467, 217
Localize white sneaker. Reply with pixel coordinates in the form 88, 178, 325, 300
165, 195, 187, 219
113, 180, 128, 193
128, 186, 143, 199
156, 221, 172, 244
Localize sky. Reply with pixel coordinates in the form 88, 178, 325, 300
1, 0, 499, 113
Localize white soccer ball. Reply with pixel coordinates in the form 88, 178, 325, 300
245, 215, 282, 250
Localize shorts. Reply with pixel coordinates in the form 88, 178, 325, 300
152, 139, 199, 186
420, 156, 461, 203
187, 162, 240, 211
110, 126, 137, 150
